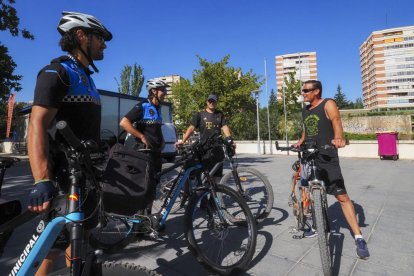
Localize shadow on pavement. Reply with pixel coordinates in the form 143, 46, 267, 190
327, 200, 368, 274
229, 156, 274, 167
329, 200, 369, 237
259, 207, 289, 228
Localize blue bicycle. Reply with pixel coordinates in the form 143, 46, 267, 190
0, 121, 158, 276
89, 138, 258, 275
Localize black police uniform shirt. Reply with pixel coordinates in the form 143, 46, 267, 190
191, 110, 227, 143
33, 55, 101, 144
33, 55, 101, 188
124, 100, 164, 150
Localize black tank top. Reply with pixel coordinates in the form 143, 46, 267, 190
302, 98, 338, 157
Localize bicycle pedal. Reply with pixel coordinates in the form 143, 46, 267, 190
149, 231, 158, 239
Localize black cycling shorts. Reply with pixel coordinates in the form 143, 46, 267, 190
316, 155, 347, 196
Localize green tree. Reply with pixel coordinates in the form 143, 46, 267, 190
172, 55, 262, 139
0, 0, 34, 100
261, 89, 281, 140
277, 72, 302, 139
116, 63, 144, 97
0, 0, 34, 138
352, 97, 364, 109
333, 84, 351, 109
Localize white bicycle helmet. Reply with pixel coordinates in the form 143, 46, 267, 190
58, 11, 112, 41
146, 79, 168, 93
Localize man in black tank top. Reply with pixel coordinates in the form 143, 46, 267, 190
294, 80, 370, 259
177, 94, 233, 179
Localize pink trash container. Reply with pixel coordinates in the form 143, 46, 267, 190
376, 132, 399, 160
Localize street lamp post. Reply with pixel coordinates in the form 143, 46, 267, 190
264, 59, 272, 154
282, 84, 289, 155
252, 89, 261, 154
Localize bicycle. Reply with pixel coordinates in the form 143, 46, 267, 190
276, 141, 333, 276
0, 121, 158, 276
89, 137, 258, 275
154, 137, 274, 223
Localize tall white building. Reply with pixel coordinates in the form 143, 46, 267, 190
275, 52, 318, 100
360, 25, 414, 110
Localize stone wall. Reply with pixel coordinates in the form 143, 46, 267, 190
341, 115, 412, 134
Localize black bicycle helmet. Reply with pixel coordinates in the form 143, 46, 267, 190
58, 11, 112, 41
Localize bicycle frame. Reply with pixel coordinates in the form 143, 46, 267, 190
8, 209, 82, 276
157, 163, 203, 227
2, 167, 89, 276
1, 121, 103, 276
208, 144, 246, 196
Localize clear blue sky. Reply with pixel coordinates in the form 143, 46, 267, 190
2, 0, 414, 106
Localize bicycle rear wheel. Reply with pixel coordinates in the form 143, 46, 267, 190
89, 213, 139, 253
312, 188, 332, 276
185, 185, 257, 275
220, 167, 273, 222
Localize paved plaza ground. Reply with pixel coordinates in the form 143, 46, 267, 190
0, 154, 413, 275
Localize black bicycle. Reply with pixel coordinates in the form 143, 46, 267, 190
276, 141, 333, 276
0, 121, 158, 275
154, 137, 274, 223
89, 137, 258, 275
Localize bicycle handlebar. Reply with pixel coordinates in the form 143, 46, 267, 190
275, 141, 335, 153
56, 121, 84, 151
56, 121, 104, 153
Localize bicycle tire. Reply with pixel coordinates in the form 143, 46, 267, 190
312, 189, 332, 276
220, 167, 274, 223
185, 185, 257, 275
101, 261, 160, 276
89, 213, 139, 253
51, 261, 160, 276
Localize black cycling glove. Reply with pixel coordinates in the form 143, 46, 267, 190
28, 180, 57, 207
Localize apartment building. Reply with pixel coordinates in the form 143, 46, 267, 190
275, 52, 317, 100
360, 25, 414, 110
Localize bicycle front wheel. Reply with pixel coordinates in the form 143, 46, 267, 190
102, 261, 160, 276
185, 185, 257, 275
312, 188, 332, 276
89, 213, 139, 253
52, 261, 160, 276
220, 167, 274, 222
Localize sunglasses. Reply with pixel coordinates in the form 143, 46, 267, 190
301, 88, 316, 93
208, 99, 217, 103
91, 32, 105, 43
157, 87, 167, 94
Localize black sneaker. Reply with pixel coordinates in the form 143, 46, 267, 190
355, 238, 370, 259
303, 228, 318, 238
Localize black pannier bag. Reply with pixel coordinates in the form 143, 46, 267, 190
103, 143, 153, 215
